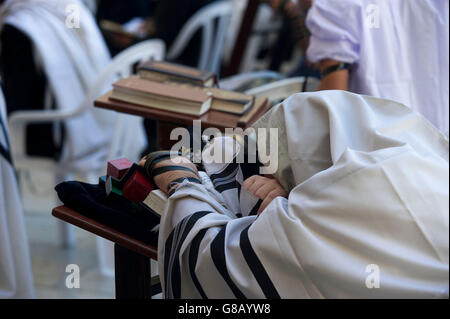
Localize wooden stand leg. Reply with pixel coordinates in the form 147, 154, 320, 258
58, 220, 76, 249
158, 120, 188, 150
114, 243, 151, 299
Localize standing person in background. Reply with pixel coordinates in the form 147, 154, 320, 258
306, 0, 449, 133
265, 0, 312, 53
259, 0, 319, 80
154, 0, 214, 67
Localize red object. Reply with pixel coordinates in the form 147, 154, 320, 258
122, 170, 153, 203
107, 158, 132, 179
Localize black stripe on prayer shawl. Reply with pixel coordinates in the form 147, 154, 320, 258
237, 181, 241, 198
164, 211, 193, 296
164, 212, 198, 297
240, 225, 280, 299
248, 199, 263, 216
211, 171, 239, 189
0, 144, 11, 165
210, 225, 247, 299
0, 114, 12, 165
163, 226, 176, 295
188, 228, 209, 299
215, 181, 238, 193
169, 211, 212, 298
236, 183, 243, 218
210, 162, 238, 182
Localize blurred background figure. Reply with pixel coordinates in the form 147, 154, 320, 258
95, 0, 214, 67
96, 0, 155, 56
0, 0, 120, 172
262, 0, 315, 76
305, 0, 449, 133
0, 87, 34, 299
152, 0, 214, 67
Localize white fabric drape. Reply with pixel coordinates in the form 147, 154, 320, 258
0, 0, 117, 171
0, 90, 34, 299
159, 91, 449, 298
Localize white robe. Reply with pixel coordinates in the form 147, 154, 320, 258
0, 90, 34, 299
306, 0, 449, 133
158, 91, 449, 298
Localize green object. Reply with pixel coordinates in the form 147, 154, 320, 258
105, 176, 123, 196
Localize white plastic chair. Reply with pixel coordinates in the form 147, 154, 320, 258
244, 76, 320, 104
166, 0, 232, 76
93, 40, 166, 162
9, 39, 165, 177
234, 3, 283, 73
219, 70, 284, 91
8, 39, 165, 269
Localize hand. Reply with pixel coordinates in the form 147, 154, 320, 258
139, 155, 199, 195
242, 175, 287, 215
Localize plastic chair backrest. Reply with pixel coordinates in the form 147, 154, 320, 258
82, 39, 166, 107
219, 70, 284, 91
85, 39, 166, 162
244, 77, 320, 104
166, 1, 232, 76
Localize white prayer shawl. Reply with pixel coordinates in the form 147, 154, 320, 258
0, 0, 122, 171
201, 136, 262, 218
158, 90, 449, 299
0, 90, 34, 299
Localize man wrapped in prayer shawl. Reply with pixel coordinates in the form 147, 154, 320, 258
141, 90, 449, 299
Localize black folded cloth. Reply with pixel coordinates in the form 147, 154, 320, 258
55, 181, 159, 246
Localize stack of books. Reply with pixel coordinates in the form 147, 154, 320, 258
139, 60, 216, 87
110, 76, 212, 116
106, 60, 266, 117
